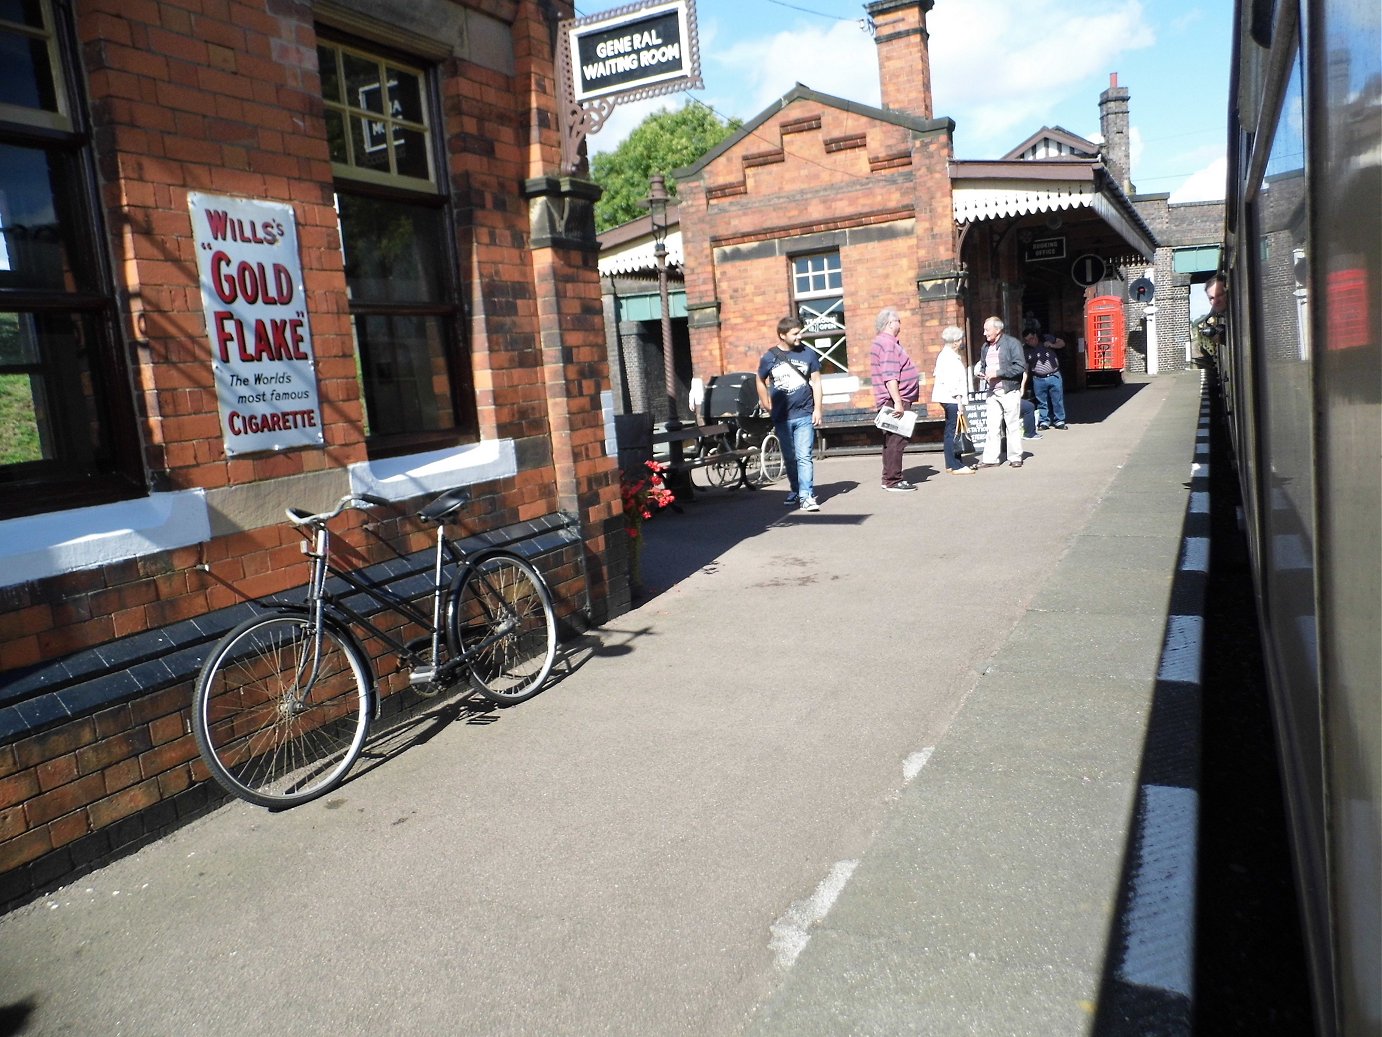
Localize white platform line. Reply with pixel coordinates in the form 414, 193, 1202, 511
1117, 379, 1210, 1002
1158, 615, 1205, 684
1118, 784, 1199, 997
768, 860, 860, 969
902, 747, 934, 784
1180, 537, 1210, 574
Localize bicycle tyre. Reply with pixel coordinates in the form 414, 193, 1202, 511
449, 554, 557, 705
193, 613, 371, 808
755, 431, 785, 484
690, 441, 735, 490
707, 444, 739, 488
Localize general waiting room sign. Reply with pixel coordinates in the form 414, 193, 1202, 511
567, 0, 698, 103
189, 192, 325, 456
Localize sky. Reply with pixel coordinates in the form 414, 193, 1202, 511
579, 0, 1232, 202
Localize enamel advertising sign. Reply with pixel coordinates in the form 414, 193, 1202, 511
189, 192, 324, 456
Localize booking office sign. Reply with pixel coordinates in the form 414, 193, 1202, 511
189, 192, 325, 456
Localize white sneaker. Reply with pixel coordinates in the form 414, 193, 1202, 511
800, 496, 820, 512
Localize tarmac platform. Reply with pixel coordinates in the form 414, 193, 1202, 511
0, 371, 1211, 1036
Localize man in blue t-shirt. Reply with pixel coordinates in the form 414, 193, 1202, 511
756, 316, 823, 511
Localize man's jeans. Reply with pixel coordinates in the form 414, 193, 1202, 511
1033, 373, 1065, 426
982, 388, 1023, 464
779, 415, 815, 500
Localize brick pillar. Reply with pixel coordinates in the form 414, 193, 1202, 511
523, 175, 625, 625
514, 0, 625, 623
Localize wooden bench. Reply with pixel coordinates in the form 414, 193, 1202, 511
653, 422, 760, 494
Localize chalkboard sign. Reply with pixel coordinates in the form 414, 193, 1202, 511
962, 393, 989, 454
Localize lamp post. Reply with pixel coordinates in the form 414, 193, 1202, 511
644, 174, 680, 427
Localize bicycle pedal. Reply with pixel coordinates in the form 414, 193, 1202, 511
408, 666, 437, 685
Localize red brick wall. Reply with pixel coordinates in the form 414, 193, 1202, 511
79, 0, 367, 491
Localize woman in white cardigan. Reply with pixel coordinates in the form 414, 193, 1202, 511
931, 325, 976, 474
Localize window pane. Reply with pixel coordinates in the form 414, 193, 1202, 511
0, 370, 44, 463
0, 310, 110, 470
393, 125, 429, 180
0, 28, 56, 112
324, 108, 348, 164
343, 51, 385, 117
386, 67, 424, 124
793, 253, 842, 297
316, 43, 340, 103
352, 313, 454, 437
0, 143, 92, 291
318, 39, 434, 189
337, 193, 445, 303
348, 113, 391, 175
0, 2, 47, 28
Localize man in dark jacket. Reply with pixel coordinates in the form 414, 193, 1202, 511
975, 316, 1028, 468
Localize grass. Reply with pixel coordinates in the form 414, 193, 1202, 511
0, 373, 43, 464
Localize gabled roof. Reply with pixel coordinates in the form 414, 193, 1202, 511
674, 83, 953, 181
1002, 125, 1101, 162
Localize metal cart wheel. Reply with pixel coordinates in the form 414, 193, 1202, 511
753, 430, 785, 485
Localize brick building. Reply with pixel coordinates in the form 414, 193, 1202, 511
0, 0, 624, 907
601, 1, 1231, 427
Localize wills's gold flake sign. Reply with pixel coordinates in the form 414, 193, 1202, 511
189, 192, 324, 456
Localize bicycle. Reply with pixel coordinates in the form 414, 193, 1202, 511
192, 488, 557, 808
731, 408, 784, 487
688, 426, 743, 490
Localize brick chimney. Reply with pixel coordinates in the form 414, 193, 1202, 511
1099, 72, 1133, 194
867, 0, 934, 121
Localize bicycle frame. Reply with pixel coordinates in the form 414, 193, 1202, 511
295, 516, 538, 699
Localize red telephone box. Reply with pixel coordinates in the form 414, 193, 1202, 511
1084, 295, 1126, 385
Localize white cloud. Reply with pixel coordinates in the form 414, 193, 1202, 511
1168, 155, 1227, 202
707, 20, 879, 119
588, 20, 880, 158
927, 0, 1154, 153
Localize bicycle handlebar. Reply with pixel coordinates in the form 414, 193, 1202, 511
285, 493, 389, 527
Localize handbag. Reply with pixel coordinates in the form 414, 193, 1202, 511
954, 407, 975, 455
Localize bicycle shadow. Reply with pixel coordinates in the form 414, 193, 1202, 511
335, 687, 500, 790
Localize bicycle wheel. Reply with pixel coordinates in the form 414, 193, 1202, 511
193, 614, 371, 808
690, 441, 736, 489
754, 430, 785, 485
449, 554, 556, 705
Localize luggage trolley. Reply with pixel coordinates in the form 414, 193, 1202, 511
702, 373, 785, 486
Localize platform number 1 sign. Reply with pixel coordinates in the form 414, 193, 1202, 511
1072, 254, 1107, 287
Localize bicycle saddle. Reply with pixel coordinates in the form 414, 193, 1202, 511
419, 487, 471, 523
